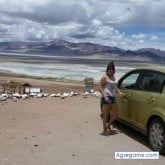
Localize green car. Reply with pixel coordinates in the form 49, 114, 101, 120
117, 66, 165, 153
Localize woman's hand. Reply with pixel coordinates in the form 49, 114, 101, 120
104, 96, 109, 102
118, 91, 125, 98
117, 89, 125, 97
120, 92, 125, 97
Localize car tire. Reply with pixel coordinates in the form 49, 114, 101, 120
148, 118, 165, 153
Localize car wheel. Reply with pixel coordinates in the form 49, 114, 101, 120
148, 118, 165, 153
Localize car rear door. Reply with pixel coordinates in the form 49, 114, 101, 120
128, 70, 165, 130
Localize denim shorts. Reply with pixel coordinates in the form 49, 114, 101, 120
101, 96, 116, 105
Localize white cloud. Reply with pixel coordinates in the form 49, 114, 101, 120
132, 33, 146, 39
139, 39, 145, 44
150, 35, 159, 41
0, 0, 164, 50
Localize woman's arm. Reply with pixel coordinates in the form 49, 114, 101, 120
98, 76, 107, 99
117, 88, 124, 96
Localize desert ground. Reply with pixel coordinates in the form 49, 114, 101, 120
0, 75, 164, 165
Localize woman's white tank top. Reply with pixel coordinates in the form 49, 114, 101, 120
104, 77, 118, 97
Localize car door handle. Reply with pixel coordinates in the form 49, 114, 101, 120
148, 97, 156, 103
123, 94, 130, 99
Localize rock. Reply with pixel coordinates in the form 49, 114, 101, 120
0, 94, 8, 101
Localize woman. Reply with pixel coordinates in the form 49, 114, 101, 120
99, 61, 123, 135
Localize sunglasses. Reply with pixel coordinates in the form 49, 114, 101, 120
108, 68, 114, 71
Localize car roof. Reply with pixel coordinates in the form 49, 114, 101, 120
136, 66, 165, 74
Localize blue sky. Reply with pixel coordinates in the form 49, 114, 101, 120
0, 0, 165, 50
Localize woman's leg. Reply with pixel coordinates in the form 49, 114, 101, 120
109, 103, 118, 124
100, 97, 104, 118
101, 104, 111, 135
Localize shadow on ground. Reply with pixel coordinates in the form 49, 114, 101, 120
112, 121, 151, 149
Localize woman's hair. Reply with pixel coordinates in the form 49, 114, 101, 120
106, 61, 115, 73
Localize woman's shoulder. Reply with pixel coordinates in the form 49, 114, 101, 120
100, 75, 108, 84
101, 75, 108, 80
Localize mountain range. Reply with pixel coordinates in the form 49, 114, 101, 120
0, 40, 165, 62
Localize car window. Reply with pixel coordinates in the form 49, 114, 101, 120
138, 71, 165, 93
119, 72, 140, 89
158, 74, 165, 92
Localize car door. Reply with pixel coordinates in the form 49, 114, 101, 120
117, 70, 141, 122
128, 70, 165, 130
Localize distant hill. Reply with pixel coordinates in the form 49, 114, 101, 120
0, 40, 165, 62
